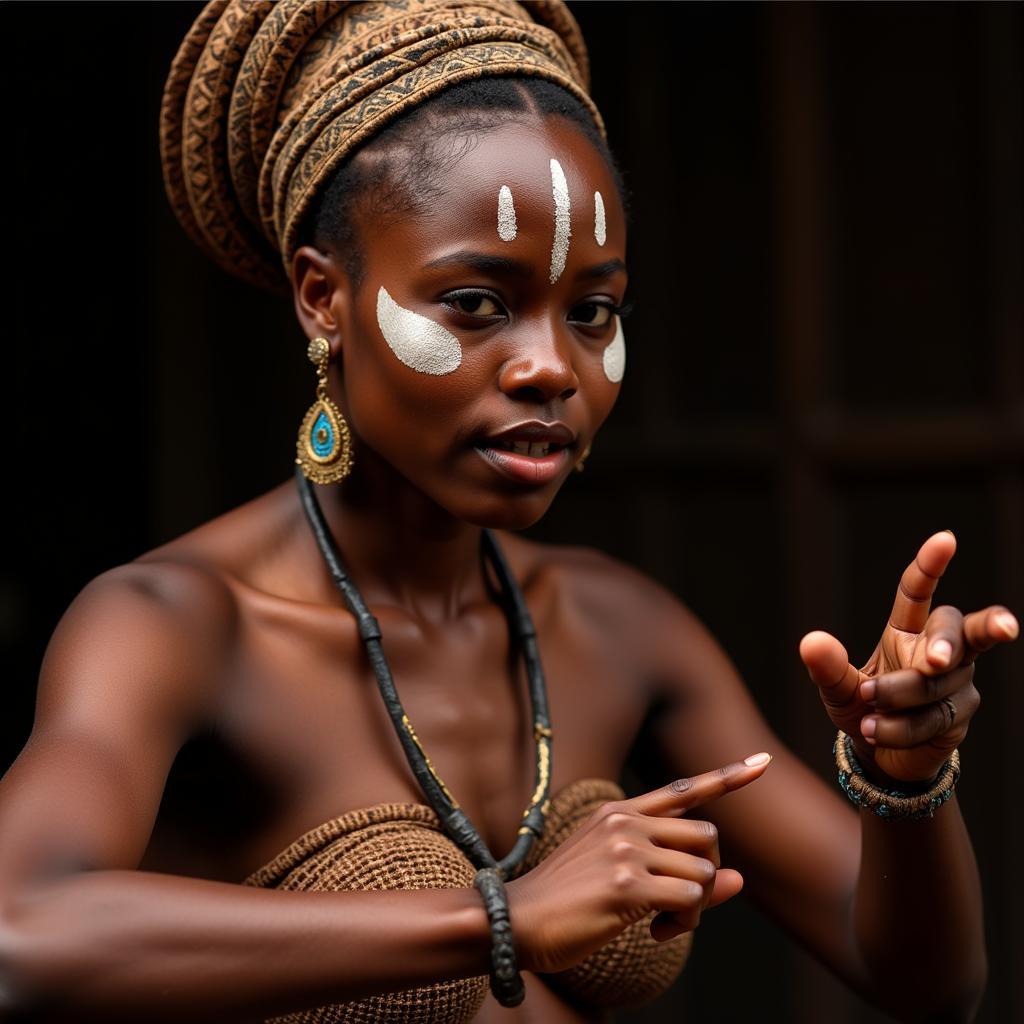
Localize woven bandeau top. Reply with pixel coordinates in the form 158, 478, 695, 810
243, 778, 692, 1022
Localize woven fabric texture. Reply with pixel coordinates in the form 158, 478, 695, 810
160, 0, 600, 292
243, 779, 690, 1022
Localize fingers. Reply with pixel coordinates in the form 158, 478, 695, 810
888, 531, 956, 634
961, 605, 1020, 663
705, 867, 744, 908
648, 869, 744, 942
630, 753, 772, 818
799, 630, 863, 715
794, 626, 860, 692
860, 686, 980, 749
644, 847, 718, 892
642, 816, 721, 866
861, 664, 974, 711
909, 604, 1017, 673
913, 605, 964, 672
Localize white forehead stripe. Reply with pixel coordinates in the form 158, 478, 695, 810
376, 286, 462, 376
602, 316, 626, 383
497, 185, 517, 242
594, 191, 606, 246
549, 158, 571, 283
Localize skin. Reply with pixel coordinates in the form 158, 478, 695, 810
0, 115, 1018, 1024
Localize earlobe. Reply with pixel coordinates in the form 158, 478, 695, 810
291, 245, 352, 356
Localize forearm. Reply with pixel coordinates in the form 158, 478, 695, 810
853, 796, 985, 1022
1, 870, 491, 1022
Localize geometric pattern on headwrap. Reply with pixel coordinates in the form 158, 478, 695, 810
160, 0, 601, 293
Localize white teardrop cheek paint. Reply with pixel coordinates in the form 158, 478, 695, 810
376, 286, 462, 375
602, 316, 626, 383
549, 158, 571, 283
594, 190, 606, 246
497, 185, 517, 242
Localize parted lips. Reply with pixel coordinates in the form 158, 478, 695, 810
160, 0, 601, 293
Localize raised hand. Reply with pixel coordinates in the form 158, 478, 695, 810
506, 754, 771, 975
799, 531, 1019, 782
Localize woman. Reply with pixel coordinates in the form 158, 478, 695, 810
0, 2, 1017, 1021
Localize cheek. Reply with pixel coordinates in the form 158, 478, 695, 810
376, 286, 462, 375
342, 308, 478, 456
601, 317, 626, 384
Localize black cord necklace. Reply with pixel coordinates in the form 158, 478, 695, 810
296, 467, 553, 880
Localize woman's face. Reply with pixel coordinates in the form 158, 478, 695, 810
325, 116, 627, 530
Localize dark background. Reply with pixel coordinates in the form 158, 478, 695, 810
3, 2, 1022, 1021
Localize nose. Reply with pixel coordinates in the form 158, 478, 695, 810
497, 326, 579, 404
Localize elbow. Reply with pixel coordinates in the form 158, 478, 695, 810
878, 958, 987, 1024
0, 914, 31, 1020
0, 900, 52, 1022
934, 958, 987, 1024
0, 909, 25, 1017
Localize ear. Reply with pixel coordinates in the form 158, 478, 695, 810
291, 245, 353, 361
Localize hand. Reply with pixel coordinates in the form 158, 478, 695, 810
506, 753, 771, 975
799, 531, 1019, 782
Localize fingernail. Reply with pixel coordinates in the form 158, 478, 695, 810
929, 639, 952, 666
744, 752, 772, 767
861, 717, 877, 739
995, 612, 1019, 639
859, 679, 876, 702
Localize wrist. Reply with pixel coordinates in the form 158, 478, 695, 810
834, 730, 960, 820
502, 877, 538, 974
849, 736, 927, 788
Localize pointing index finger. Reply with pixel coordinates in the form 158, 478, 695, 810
889, 531, 956, 634
632, 752, 772, 817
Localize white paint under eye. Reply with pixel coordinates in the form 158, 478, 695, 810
549, 158, 571, 283
376, 286, 462, 376
602, 315, 626, 383
497, 185, 517, 242
594, 190, 606, 246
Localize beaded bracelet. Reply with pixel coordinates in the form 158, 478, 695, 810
834, 730, 960, 820
473, 868, 525, 1007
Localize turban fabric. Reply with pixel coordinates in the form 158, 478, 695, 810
160, 0, 600, 292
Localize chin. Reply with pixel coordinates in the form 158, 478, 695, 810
451, 487, 563, 532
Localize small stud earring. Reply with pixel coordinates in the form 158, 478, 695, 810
295, 337, 353, 484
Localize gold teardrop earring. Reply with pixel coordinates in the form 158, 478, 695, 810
574, 443, 592, 473
295, 337, 353, 484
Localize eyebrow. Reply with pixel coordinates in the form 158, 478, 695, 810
577, 258, 627, 281
422, 251, 627, 281
423, 252, 534, 278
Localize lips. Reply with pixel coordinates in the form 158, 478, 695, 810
473, 420, 577, 485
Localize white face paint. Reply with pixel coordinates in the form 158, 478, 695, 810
376, 286, 462, 375
602, 316, 626, 383
549, 157, 571, 284
497, 185, 517, 242
594, 190, 606, 246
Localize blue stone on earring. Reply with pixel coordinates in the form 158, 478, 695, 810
311, 411, 335, 458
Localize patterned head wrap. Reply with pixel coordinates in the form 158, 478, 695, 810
160, 0, 600, 292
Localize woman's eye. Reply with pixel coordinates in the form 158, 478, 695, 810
450, 293, 503, 317
570, 302, 613, 328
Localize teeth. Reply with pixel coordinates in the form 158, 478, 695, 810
499, 440, 552, 457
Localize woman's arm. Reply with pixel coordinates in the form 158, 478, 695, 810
1, 865, 492, 1022
0, 565, 493, 1022
624, 541, 1008, 1022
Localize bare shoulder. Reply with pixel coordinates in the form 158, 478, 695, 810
38, 556, 239, 737
35, 478, 307, 733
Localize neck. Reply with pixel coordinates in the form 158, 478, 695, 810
309, 445, 489, 624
